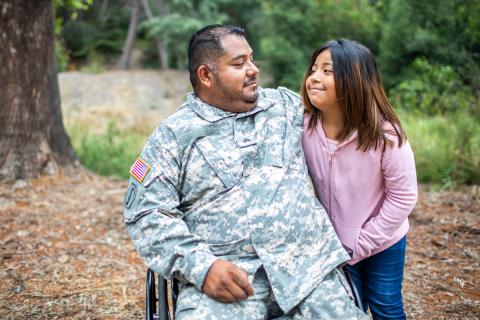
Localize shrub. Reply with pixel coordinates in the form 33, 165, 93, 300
55, 39, 70, 72
399, 109, 480, 186
68, 121, 147, 179
79, 51, 106, 73
390, 58, 479, 116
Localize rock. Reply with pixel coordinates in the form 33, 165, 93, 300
16, 230, 30, 237
13, 179, 28, 190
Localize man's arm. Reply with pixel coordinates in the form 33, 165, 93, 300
124, 124, 253, 302
124, 124, 217, 289
261, 87, 304, 125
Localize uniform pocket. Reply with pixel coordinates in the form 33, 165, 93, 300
208, 238, 252, 256
194, 137, 242, 189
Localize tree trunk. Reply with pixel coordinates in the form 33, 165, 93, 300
0, 0, 79, 181
141, 0, 168, 69
117, 0, 140, 70
154, 38, 169, 70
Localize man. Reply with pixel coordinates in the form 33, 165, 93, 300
124, 25, 367, 319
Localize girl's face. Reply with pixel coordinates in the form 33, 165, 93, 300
306, 49, 341, 114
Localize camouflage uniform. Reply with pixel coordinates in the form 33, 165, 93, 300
124, 88, 367, 319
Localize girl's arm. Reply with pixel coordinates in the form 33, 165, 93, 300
353, 139, 418, 261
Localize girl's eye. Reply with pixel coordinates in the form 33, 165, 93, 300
324, 69, 333, 74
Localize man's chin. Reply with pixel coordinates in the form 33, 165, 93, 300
244, 91, 259, 104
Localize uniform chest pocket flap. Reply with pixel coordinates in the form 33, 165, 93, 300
194, 137, 242, 189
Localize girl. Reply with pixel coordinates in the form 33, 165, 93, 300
301, 39, 418, 319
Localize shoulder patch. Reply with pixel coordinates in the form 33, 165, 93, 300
124, 183, 137, 208
129, 157, 151, 183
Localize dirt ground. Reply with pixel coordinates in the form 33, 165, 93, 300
0, 173, 478, 319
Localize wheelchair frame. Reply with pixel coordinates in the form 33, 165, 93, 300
145, 266, 362, 320
146, 269, 178, 320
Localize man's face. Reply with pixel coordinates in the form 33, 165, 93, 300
208, 35, 260, 113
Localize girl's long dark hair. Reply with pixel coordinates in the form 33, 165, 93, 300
301, 39, 406, 152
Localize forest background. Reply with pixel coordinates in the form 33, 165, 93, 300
56, 0, 480, 187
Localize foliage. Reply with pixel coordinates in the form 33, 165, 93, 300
68, 122, 146, 179
140, 14, 205, 69
216, 0, 262, 52
53, 0, 94, 34
55, 0, 479, 93
378, 0, 480, 90
259, 0, 381, 90
55, 0, 480, 186
400, 110, 480, 186
79, 50, 106, 73
138, 0, 262, 68
55, 39, 70, 71
53, 0, 93, 15
61, 2, 129, 59
53, 0, 93, 71
140, 0, 240, 69
390, 58, 479, 116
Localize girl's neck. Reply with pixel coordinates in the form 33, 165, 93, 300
321, 111, 344, 141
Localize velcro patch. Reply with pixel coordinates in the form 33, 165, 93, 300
129, 157, 151, 183
124, 184, 137, 208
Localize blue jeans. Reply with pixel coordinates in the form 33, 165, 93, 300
345, 236, 407, 320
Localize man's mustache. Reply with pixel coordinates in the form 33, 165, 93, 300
244, 77, 257, 87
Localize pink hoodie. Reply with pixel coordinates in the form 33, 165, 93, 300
302, 114, 418, 264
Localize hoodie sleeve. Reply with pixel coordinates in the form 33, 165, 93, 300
353, 138, 418, 261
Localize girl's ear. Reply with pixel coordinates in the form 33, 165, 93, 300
197, 65, 213, 89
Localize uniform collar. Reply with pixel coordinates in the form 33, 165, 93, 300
187, 88, 274, 123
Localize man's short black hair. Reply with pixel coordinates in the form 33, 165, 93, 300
188, 24, 246, 92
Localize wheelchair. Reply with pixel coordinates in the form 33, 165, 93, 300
145, 267, 362, 320
145, 269, 178, 320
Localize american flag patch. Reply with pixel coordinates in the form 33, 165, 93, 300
129, 157, 151, 183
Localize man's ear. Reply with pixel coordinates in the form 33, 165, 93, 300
197, 65, 213, 88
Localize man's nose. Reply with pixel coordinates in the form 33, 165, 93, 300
246, 60, 259, 76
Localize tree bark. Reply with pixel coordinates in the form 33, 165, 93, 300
117, 0, 140, 70
0, 0, 79, 181
141, 0, 168, 69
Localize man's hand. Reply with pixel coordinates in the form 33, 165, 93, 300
202, 259, 254, 303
